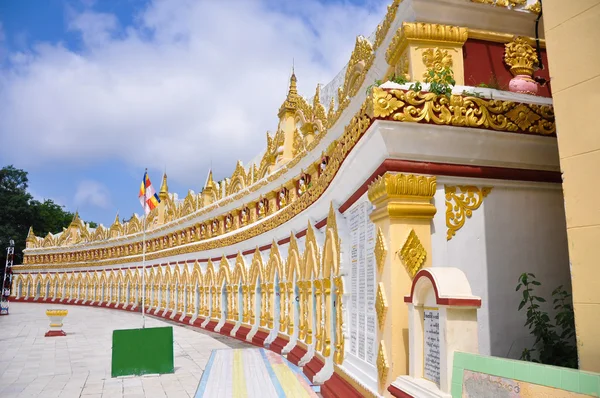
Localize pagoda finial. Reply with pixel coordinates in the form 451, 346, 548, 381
204, 169, 215, 190
278, 66, 299, 118
159, 172, 169, 201
26, 226, 35, 240
114, 211, 120, 225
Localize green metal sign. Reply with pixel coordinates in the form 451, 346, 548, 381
111, 326, 174, 377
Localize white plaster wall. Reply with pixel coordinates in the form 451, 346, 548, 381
431, 178, 571, 359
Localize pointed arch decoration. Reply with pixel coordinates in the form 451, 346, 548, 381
249, 248, 264, 327
233, 252, 247, 323
153, 268, 162, 309
172, 265, 182, 313
319, 203, 341, 359
266, 240, 284, 331
181, 264, 190, 316
116, 271, 124, 305
74, 273, 83, 301
300, 222, 320, 345
217, 256, 232, 321
99, 271, 108, 303
162, 266, 172, 310
25, 274, 34, 299
132, 269, 140, 306
205, 259, 216, 318
286, 233, 302, 336
191, 261, 203, 317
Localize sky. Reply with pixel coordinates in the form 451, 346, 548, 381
0, 0, 389, 229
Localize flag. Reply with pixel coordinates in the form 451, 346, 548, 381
139, 171, 160, 215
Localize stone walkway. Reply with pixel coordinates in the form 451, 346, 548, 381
0, 302, 251, 398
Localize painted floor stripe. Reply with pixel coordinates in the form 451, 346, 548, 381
195, 348, 317, 397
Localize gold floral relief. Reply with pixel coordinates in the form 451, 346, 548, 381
445, 185, 492, 240
375, 282, 388, 329
399, 229, 426, 277
421, 48, 453, 80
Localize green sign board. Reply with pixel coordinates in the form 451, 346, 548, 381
111, 326, 174, 377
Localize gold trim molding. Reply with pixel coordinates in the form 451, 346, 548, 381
376, 282, 388, 329
399, 229, 426, 277
445, 185, 492, 241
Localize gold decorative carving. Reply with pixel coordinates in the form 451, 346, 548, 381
368, 88, 556, 135
525, 1, 541, 13
504, 36, 538, 77
399, 229, 426, 277
377, 340, 390, 389
386, 22, 468, 67
373, 0, 401, 50
421, 48, 453, 80
445, 185, 492, 240
470, 0, 527, 7
368, 173, 436, 204
374, 227, 387, 273
375, 282, 388, 329
371, 87, 404, 118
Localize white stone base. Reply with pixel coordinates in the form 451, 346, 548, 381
391, 376, 451, 398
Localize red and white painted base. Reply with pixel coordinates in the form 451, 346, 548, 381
45, 309, 68, 337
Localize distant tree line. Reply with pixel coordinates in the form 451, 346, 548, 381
0, 165, 97, 267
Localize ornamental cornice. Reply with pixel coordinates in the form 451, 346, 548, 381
386, 22, 468, 67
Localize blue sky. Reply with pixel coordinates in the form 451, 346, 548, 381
0, 0, 387, 229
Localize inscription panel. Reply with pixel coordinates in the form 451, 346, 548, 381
347, 200, 377, 366
424, 307, 440, 386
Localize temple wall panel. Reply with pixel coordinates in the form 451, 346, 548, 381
431, 179, 570, 358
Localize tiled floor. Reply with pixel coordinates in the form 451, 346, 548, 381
195, 348, 318, 398
0, 302, 249, 398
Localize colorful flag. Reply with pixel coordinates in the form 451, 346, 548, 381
139, 171, 160, 215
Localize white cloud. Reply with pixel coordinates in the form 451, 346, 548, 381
74, 180, 111, 209
0, 0, 387, 189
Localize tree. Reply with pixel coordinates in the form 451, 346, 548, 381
0, 165, 98, 267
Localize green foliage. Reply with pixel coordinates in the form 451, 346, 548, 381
516, 273, 578, 368
476, 73, 506, 91
408, 81, 422, 92
390, 74, 408, 85
424, 66, 455, 97
462, 90, 484, 98
366, 75, 408, 94
0, 165, 97, 265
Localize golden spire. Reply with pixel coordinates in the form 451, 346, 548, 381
159, 173, 169, 201
70, 211, 81, 227
113, 211, 121, 225
278, 67, 299, 118
26, 226, 36, 241
204, 169, 215, 190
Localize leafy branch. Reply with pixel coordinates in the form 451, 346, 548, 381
516, 273, 577, 368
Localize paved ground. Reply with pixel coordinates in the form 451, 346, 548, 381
0, 302, 251, 398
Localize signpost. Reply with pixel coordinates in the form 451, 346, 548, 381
0, 239, 15, 316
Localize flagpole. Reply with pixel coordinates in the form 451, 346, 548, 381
141, 172, 147, 329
